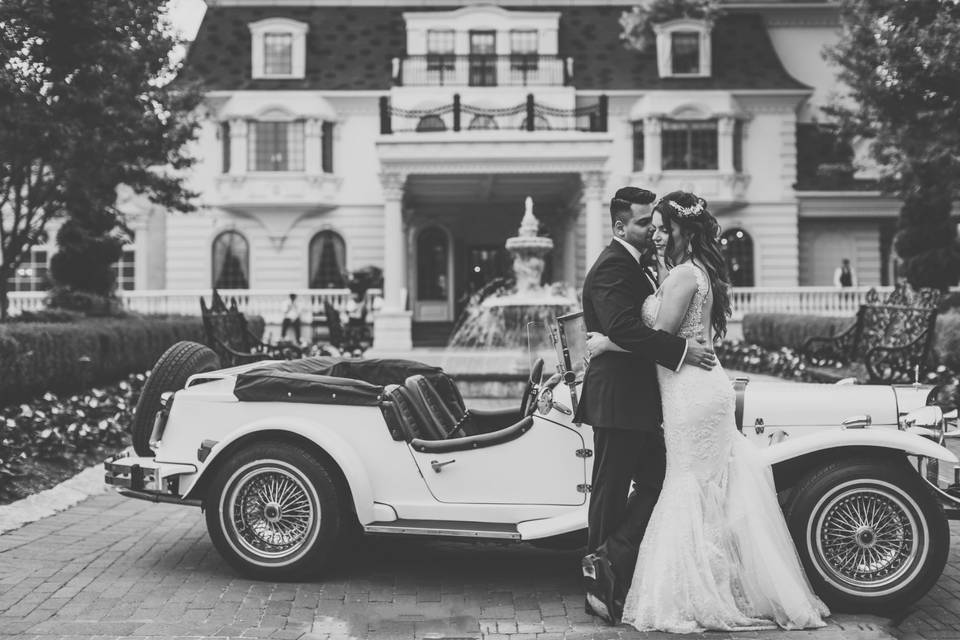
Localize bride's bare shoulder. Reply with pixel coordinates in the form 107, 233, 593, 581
662, 263, 698, 295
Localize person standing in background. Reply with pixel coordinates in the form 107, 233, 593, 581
833, 258, 857, 287
281, 293, 303, 343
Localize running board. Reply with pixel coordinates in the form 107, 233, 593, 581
363, 519, 521, 540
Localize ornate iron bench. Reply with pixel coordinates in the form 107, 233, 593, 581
200, 291, 302, 367
802, 284, 942, 384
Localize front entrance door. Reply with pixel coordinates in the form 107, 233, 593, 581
466, 245, 511, 299
414, 226, 453, 322
469, 31, 497, 86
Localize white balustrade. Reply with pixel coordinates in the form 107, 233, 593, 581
5, 286, 953, 324
6, 289, 377, 324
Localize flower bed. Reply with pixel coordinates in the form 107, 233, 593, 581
716, 340, 959, 387
0, 372, 144, 504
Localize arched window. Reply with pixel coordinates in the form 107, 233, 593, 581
309, 230, 347, 288
212, 231, 250, 289
417, 227, 448, 301
416, 115, 446, 132
720, 228, 753, 287
468, 115, 498, 130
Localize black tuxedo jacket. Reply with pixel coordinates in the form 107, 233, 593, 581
574, 240, 686, 431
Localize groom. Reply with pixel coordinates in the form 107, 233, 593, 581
576, 186, 716, 623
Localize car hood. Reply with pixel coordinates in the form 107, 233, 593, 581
742, 381, 899, 428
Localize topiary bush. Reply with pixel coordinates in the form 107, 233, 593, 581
741, 313, 855, 351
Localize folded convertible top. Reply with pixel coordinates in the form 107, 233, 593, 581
232, 357, 446, 405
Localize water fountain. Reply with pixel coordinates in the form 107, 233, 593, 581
447, 196, 578, 350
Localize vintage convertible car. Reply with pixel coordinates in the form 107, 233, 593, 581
105, 313, 960, 613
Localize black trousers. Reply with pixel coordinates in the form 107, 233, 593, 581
588, 427, 666, 598
281, 318, 301, 342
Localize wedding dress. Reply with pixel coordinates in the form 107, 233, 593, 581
621, 262, 830, 633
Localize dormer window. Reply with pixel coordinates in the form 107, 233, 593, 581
263, 33, 293, 75
249, 18, 308, 80
670, 32, 700, 74
654, 19, 711, 78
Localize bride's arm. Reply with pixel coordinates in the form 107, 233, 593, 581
653, 268, 698, 335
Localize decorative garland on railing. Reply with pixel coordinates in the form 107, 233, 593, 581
385, 103, 456, 119
534, 103, 602, 118
386, 100, 599, 120
460, 102, 528, 117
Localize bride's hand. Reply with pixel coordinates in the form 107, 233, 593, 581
585, 332, 617, 361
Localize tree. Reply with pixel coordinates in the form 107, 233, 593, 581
0, 0, 203, 318
825, 0, 960, 290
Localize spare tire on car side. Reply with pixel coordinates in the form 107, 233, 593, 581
131, 341, 220, 456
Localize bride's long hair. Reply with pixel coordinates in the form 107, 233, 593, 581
654, 191, 732, 338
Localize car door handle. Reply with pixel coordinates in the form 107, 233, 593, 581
431, 459, 455, 473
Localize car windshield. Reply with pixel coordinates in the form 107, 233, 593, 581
551, 311, 587, 381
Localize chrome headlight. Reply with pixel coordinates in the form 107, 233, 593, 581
900, 405, 945, 443
927, 381, 959, 412
536, 387, 554, 415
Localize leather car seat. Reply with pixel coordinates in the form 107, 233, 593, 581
383, 384, 444, 441
406, 374, 476, 438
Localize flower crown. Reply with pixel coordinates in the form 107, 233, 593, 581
665, 198, 705, 219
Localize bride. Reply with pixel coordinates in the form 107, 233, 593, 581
586, 191, 830, 633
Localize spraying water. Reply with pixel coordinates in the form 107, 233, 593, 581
448, 197, 578, 349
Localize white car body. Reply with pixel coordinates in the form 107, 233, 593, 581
105, 326, 960, 611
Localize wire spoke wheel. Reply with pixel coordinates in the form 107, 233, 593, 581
814, 484, 920, 591
806, 477, 932, 600
787, 459, 949, 612
218, 458, 323, 569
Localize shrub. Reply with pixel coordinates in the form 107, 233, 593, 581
932, 310, 960, 371
741, 313, 855, 351
0, 315, 204, 406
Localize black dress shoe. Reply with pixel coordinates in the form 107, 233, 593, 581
582, 553, 617, 624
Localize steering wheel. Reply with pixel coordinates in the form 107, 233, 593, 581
520, 357, 545, 417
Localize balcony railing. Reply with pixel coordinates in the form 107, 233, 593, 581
395, 54, 571, 86
380, 94, 608, 134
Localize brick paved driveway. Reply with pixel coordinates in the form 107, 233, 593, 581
0, 490, 954, 640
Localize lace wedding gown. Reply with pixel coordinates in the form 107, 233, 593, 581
621, 263, 830, 633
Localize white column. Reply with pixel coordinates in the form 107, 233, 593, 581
305, 118, 322, 174
229, 118, 247, 175
371, 171, 413, 352
564, 210, 578, 287
718, 115, 735, 174
643, 116, 662, 175
582, 171, 607, 267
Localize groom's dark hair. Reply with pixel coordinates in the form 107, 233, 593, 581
610, 186, 656, 226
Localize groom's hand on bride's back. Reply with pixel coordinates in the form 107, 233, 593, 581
683, 338, 717, 370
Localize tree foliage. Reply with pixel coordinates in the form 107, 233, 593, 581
0, 0, 203, 317
825, 0, 960, 290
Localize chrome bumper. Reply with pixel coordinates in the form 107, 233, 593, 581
104, 450, 198, 504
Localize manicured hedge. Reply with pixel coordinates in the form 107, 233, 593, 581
0, 315, 204, 406
742, 311, 960, 371
741, 313, 854, 351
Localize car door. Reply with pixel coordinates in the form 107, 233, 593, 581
407, 417, 587, 505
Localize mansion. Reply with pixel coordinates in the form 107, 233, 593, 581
11, 0, 901, 349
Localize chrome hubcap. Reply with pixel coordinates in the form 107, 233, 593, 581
814, 484, 923, 592
227, 465, 317, 560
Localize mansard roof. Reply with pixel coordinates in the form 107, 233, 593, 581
181, 5, 809, 92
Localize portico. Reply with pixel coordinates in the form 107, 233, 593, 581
373, 133, 612, 350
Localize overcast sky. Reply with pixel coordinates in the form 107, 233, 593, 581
168, 0, 206, 40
